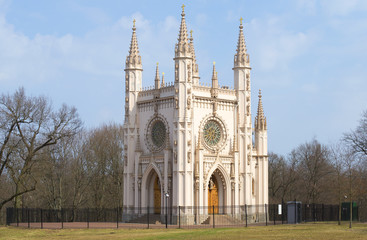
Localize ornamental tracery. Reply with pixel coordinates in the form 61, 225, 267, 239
145, 115, 169, 152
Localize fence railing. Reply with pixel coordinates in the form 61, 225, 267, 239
6, 203, 350, 229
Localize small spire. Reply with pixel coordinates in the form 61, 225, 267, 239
161, 72, 165, 87
212, 62, 218, 83
211, 62, 218, 98
126, 19, 142, 69
255, 89, 267, 130
155, 62, 160, 89
175, 5, 190, 57
189, 29, 200, 84
234, 17, 249, 68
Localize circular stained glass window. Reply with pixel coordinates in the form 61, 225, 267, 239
151, 121, 166, 148
203, 120, 222, 146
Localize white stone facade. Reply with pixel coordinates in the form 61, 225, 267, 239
123, 7, 268, 221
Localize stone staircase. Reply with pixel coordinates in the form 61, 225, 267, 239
201, 215, 242, 225
127, 214, 162, 224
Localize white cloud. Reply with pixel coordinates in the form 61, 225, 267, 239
296, 0, 317, 15
248, 16, 317, 78
321, 0, 367, 16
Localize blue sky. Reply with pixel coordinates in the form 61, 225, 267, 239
1, 0, 367, 155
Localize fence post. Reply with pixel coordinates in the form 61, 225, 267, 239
212, 205, 215, 228
87, 208, 89, 229
265, 204, 268, 226
322, 204, 324, 222
313, 203, 316, 223
27, 208, 30, 229
116, 207, 119, 229
179, 206, 181, 229
274, 204, 276, 225
147, 207, 150, 229
41, 208, 43, 229
245, 204, 248, 227
61, 208, 64, 229
16, 208, 19, 227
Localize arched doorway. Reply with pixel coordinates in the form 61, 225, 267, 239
144, 168, 162, 214
154, 177, 161, 214
208, 176, 219, 214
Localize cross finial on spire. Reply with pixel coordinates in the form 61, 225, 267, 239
240, 17, 243, 25
182, 4, 185, 11
133, 19, 136, 28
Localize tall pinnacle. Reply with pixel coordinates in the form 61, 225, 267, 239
189, 30, 200, 83
211, 62, 218, 98
255, 89, 267, 130
234, 17, 249, 68
155, 62, 160, 89
161, 72, 165, 87
175, 4, 190, 57
126, 19, 142, 69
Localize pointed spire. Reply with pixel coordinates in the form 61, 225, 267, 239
126, 19, 142, 69
161, 72, 165, 87
155, 62, 160, 89
234, 17, 249, 68
211, 62, 218, 98
189, 30, 200, 83
175, 4, 190, 57
255, 89, 267, 130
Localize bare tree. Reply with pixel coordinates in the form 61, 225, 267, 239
268, 152, 298, 203
344, 110, 367, 159
0, 88, 82, 211
292, 139, 332, 203
84, 123, 124, 209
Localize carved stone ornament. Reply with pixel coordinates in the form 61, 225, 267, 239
175, 97, 179, 109
187, 96, 191, 109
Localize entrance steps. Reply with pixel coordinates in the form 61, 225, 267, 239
201, 215, 242, 225
127, 214, 161, 224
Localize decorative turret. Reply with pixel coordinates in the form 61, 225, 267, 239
155, 62, 160, 89
175, 4, 191, 58
161, 72, 165, 87
211, 62, 218, 98
255, 90, 267, 130
126, 19, 142, 69
189, 30, 200, 84
234, 18, 250, 68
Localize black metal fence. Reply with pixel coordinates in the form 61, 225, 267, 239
6, 203, 350, 229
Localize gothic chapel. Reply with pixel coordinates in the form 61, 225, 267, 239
123, 6, 268, 223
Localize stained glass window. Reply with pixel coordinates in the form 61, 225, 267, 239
203, 120, 222, 146
151, 120, 166, 148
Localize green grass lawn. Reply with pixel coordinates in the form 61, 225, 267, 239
1, 223, 367, 240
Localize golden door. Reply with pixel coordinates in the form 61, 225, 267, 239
208, 177, 219, 214
154, 177, 161, 214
